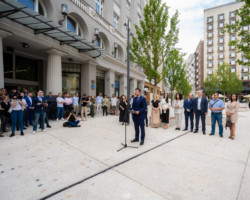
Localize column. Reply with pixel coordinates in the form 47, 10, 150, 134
119, 74, 127, 96
138, 80, 144, 92
130, 78, 137, 96
0, 29, 12, 88
81, 62, 97, 96
105, 69, 115, 97
46, 49, 67, 94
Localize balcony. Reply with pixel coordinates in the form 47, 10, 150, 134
207, 25, 213, 31
70, 0, 126, 44
207, 17, 213, 23
218, 23, 224, 28
207, 40, 213, 45
208, 48, 213, 53
230, 53, 236, 57
207, 32, 213, 38
218, 54, 224, 59
207, 55, 213, 60
230, 12, 235, 18
218, 15, 225, 21
218, 38, 224, 44
208, 63, 213, 67
230, 60, 236, 65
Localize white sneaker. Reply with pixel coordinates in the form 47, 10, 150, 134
33, 131, 36, 134
62, 118, 65, 121
56, 118, 59, 121
42, 129, 46, 132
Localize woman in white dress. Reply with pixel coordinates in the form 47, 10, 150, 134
173, 93, 183, 130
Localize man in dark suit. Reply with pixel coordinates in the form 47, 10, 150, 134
193, 90, 208, 135
24, 91, 34, 127
183, 93, 194, 132
131, 88, 147, 145
32, 90, 48, 133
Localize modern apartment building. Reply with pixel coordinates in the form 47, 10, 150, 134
194, 41, 204, 91
204, 1, 249, 92
0, 0, 147, 97
184, 54, 195, 94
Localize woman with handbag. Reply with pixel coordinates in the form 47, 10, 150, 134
151, 95, 161, 128
226, 94, 239, 140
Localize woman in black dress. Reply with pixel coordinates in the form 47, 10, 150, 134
119, 95, 128, 124
161, 93, 170, 129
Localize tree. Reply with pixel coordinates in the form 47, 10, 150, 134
130, 0, 179, 95
224, 0, 250, 66
204, 63, 243, 100
163, 48, 187, 101
217, 63, 243, 99
176, 70, 192, 98
204, 73, 219, 97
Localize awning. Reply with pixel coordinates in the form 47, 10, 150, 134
0, 0, 106, 58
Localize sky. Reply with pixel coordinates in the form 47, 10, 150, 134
162, 0, 236, 58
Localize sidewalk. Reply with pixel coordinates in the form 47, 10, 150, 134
0, 110, 249, 200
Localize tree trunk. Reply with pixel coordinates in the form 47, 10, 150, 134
154, 84, 158, 97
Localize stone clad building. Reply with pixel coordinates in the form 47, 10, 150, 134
0, 0, 147, 97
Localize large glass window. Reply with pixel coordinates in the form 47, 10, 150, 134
67, 17, 76, 33
17, 0, 35, 10
3, 53, 13, 79
15, 56, 39, 81
95, 0, 104, 16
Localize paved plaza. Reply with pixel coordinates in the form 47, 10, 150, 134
0, 109, 250, 200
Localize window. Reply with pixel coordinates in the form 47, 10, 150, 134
218, 29, 224, 36
15, 55, 39, 81
126, 0, 130, 16
231, 66, 236, 73
207, 16, 213, 23
66, 17, 82, 36
230, 35, 236, 41
218, 22, 224, 28
95, 0, 104, 16
207, 25, 213, 30
96, 37, 105, 49
218, 14, 224, 20
230, 19, 236, 25
229, 11, 235, 18
218, 37, 224, 44
114, 14, 119, 29
67, 17, 76, 33
218, 45, 224, 51
17, 0, 46, 16
3, 53, 13, 79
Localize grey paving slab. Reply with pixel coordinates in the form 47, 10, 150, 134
238, 166, 250, 200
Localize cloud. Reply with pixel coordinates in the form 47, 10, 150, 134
162, 0, 234, 57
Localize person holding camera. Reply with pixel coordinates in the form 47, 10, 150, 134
9, 93, 26, 137
65, 111, 80, 128
32, 90, 47, 133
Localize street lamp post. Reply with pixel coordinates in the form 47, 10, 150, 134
125, 19, 131, 105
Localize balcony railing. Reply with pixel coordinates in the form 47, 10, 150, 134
70, 0, 126, 44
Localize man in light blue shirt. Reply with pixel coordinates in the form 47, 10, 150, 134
96, 93, 103, 116
209, 92, 225, 137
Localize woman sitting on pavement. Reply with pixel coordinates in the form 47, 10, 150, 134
65, 111, 81, 128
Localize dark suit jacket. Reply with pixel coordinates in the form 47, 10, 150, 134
33, 96, 46, 112
132, 95, 147, 116
183, 99, 194, 114
24, 96, 32, 108
193, 97, 208, 114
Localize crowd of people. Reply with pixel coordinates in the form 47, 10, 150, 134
149, 90, 240, 140
0, 87, 242, 141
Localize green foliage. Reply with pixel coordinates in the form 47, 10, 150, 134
163, 48, 191, 99
204, 74, 219, 96
130, 0, 179, 94
224, 2, 250, 66
217, 63, 243, 95
204, 63, 243, 96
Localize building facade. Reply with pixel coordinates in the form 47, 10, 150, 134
0, 0, 147, 97
184, 53, 195, 94
194, 41, 204, 91
204, 1, 249, 92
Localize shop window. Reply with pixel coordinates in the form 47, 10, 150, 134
3, 53, 13, 79
17, 0, 46, 16
17, 0, 35, 10
15, 55, 39, 81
